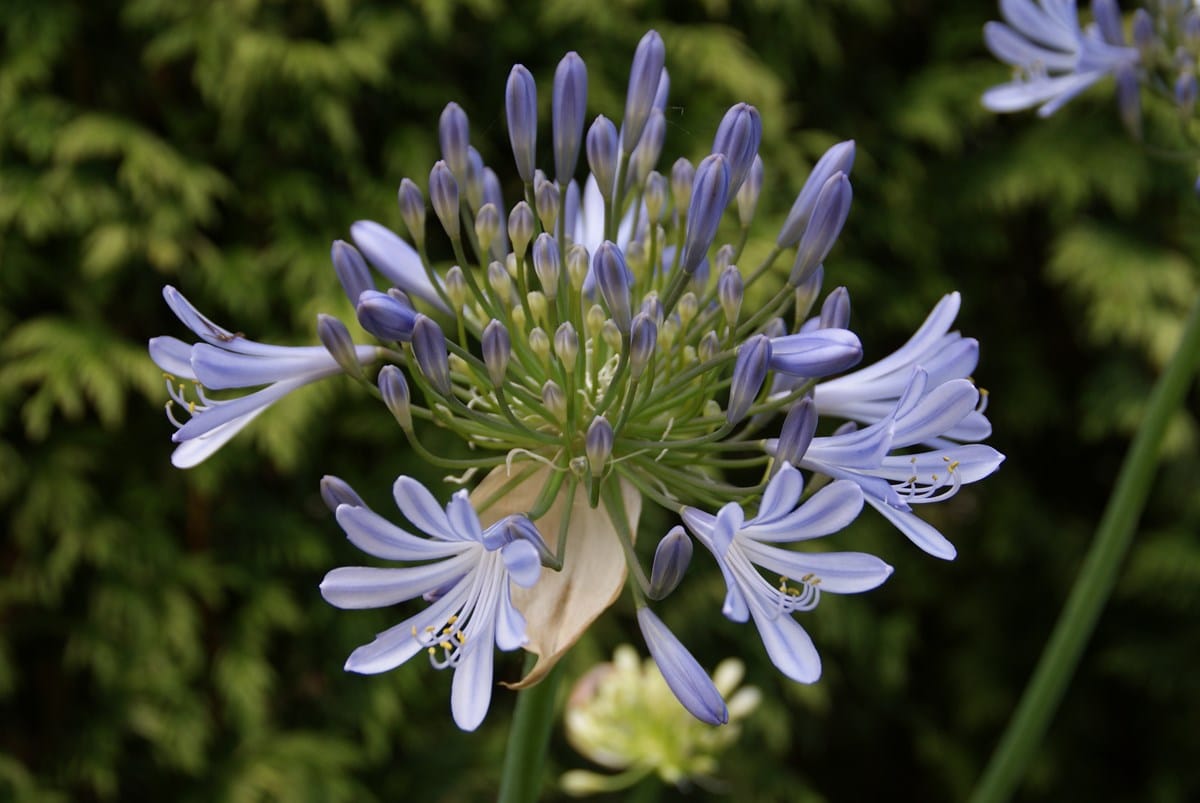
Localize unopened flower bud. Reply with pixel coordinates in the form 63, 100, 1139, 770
628, 109, 666, 189
727, 334, 771, 424
553, 52, 588, 185
677, 291, 698, 325
789, 172, 851, 287
482, 319, 511, 386
444, 265, 467, 312
640, 293, 663, 326
532, 233, 561, 299
713, 243, 735, 274
718, 266, 743, 327
586, 415, 613, 477
648, 526, 693, 599
629, 312, 657, 380
594, 241, 632, 333
820, 286, 851, 330
554, 322, 579, 371
586, 304, 607, 338
356, 290, 416, 341
506, 65, 538, 183
318, 314, 364, 379
331, 240, 374, 307
778, 140, 855, 247
509, 201, 536, 262
429, 161, 460, 241
1178, 72, 1198, 115
320, 475, 366, 512
794, 265, 824, 322
644, 170, 667, 223
774, 396, 817, 468
601, 320, 622, 353
567, 244, 589, 290
671, 157, 694, 215
542, 380, 567, 421
737, 155, 764, 227
411, 315, 451, 395
535, 178, 561, 233
1133, 9, 1155, 54
488, 260, 513, 302
586, 115, 619, 201
698, 330, 720, 363
475, 203, 501, 254
439, 102, 471, 181
378, 364, 412, 430
660, 314, 679, 351
621, 30, 666, 155
712, 103, 761, 196
463, 147, 485, 212
529, 326, 551, 367
397, 178, 426, 250
680, 154, 729, 274
526, 291, 549, 328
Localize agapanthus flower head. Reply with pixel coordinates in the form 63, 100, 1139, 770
983, 0, 1140, 117
150, 29, 1002, 728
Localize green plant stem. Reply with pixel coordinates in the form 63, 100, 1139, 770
497, 658, 563, 803
970, 295, 1200, 803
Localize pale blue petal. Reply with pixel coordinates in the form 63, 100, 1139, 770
446, 491, 485, 543
637, 608, 728, 725
741, 544, 893, 593
769, 328, 862, 377
149, 336, 196, 378
393, 476, 462, 541
494, 584, 528, 651
451, 639, 495, 731
803, 418, 893, 469
319, 560, 470, 609
748, 603, 821, 683
875, 444, 1006, 485
501, 539, 541, 588
163, 286, 303, 357
752, 463, 804, 526
742, 480, 864, 542
892, 378, 979, 447
191, 344, 338, 389
712, 502, 744, 557
172, 375, 313, 441
1000, 0, 1078, 50
342, 586, 469, 674
984, 21, 1077, 70
335, 504, 467, 561
865, 494, 957, 559
680, 507, 716, 540
170, 408, 267, 468
350, 220, 451, 314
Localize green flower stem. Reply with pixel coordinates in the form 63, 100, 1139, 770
970, 294, 1200, 803
497, 657, 563, 803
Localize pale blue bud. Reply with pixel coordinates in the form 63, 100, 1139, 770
727, 334, 770, 424
718, 265, 743, 327
594, 241, 632, 333
773, 396, 817, 468
377, 364, 412, 430
535, 177, 560, 233
1091, 0, 1123, 47
411, 314, 451, 395
671, 157, 694, 213
621, 30, 666, 155
331, 240, 374, 307
789, 172, 851, 287
317, 314, 363, 379
488, 260, 513, 301
429, 160, 460, 241
542, 380, 567, 421
1132, 9, 1155, 54
356, 290, 416, 341
438, 102, 471, 181
698, 330, 719, 363
532, 233, 561, 299
475, 202, 501, 253
553, 52, 588, 184
528, 327, 551, 366
586, 115, 619, 201
628, 109, 666, 189
567, 244, 589, 290
444, 265, 467, 311
636, 607, 728, 725
819, 286, 851, 330
586, 415, 613, 477
680, 154, 729, 275
778, 140, 855, 247
653, 66, 670, 114
644, 170, 667, 223
629, 312, 657, 380
737, 155, 763, 227
794, 264, 824, 322
464, 146, 485, 212
482, 319, 510, 386
1115, 65, 1142, 140
397, 178, 426, 249
648, 526, 693, 600
506, 65, 538, 183
509, 201, 536, 262
712, 103, 761, 196
320, 475, 366, 512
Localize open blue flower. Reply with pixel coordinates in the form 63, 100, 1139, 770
320, 475, 546, 731
149, 286, 377, 468
680, 464, 891, 683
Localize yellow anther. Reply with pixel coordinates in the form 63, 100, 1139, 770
187, 401, 197, 413
427, 646, 436, 656
439, 640, 452, 651
455, 632, 466, 644
948, 460, 960, 472
411, 626, 418, 637
447, 615, 458, 624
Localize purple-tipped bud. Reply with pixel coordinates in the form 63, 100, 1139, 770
718, 266, 743, 326
794, 264, 824, 322
778, 140, 856, 247
586, 115, 619, 201
737, 155, 763, 227
439, 102, 471, 180
680, 154, 729, 274
317, 314, 364, 379
653, 66, 670, 113
320, 475, 366, 512
378, 364, 412, 430
644, 171, 667, 223
553, 52, 588, 184
482, 320, 511, 386
671, 157, 694, 213
331, 240, 374, 307
535, 178, 561, 233
789, 172, 851, 287
698, 330, 719, 363
444, 265, 467, 311
1132, 9, 1155, 54
1177, 72, 1197, 114
636, 607, 728, 725
532, 233, 561, 300
506, 65, 538, 183
628, 312, 657, 380
727, 334, 770, 424
475, 203, 501, 253
566, 244, 589, 290
429, 161, 460, 241
594, 241, 632, 333
640, 293, 663, 326
464, 147, 485, 211
648, 526, 693, 600
356, 290, 416, 341
628, 109, 666, 189
554, 322, 579, 371
508, 201, 536, 262
411, 314, 451, 395
819, 286, 851, 330
769, 328, 862, 377
712, 103, 762, 196
774, 396, 817, 468
397, 178, 426, 250
621, 30, 666, 155
487, 260, 513, 301
586, 415, 613, 477
542, 380, 567, 421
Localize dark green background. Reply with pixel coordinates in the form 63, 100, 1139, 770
2, 1, 1198, 800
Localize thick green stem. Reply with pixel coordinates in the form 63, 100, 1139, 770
969, 295, 1200, 803
497, 658, 563, 803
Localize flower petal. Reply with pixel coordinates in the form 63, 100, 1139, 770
501, 538, 541, 588
740, 544, 893, 594
864, 494, 957, 560
319, 560, 471, 609
335, 504, 468, 561
393, 476, 462, 541
748, 603, 821, 683
350, 220, 451, 313
742, 480, 864, 542
451, 639, 495, 731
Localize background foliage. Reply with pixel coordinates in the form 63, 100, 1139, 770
2, 0, 1197, 800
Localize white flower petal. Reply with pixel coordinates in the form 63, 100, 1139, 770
335, 504, 467, 561
319, 560, 470, 609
